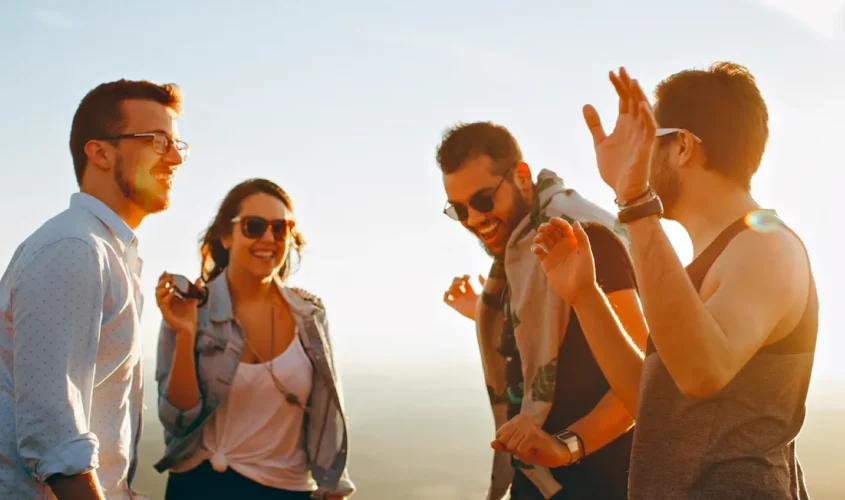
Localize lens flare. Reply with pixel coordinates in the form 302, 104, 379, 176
744, 209, 782, 232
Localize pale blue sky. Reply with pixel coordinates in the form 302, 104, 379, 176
1, 0, 843, 394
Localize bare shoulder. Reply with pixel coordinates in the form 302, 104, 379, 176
709, 217, 810, 318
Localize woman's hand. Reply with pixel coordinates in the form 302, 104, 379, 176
155, 272, 200, 336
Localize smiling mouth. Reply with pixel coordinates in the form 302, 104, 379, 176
477, 220, 500, 242
152, 169, 175, 188
250, 249, 277, 261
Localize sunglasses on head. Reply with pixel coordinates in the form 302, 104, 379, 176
231, 215, 294, 241
443, 166, 514, 222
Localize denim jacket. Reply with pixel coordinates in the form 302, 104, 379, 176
153, 272, 354, 498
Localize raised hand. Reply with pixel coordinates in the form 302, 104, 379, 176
583, 67, 658, 203
155, 272, 200, 336
532, 219, 597, 306
443, 274, 485, 320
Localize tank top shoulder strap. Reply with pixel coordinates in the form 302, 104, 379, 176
685, 211, 763, 291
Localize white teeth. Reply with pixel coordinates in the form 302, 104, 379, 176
251, 250, 275, 260
478, 221, 499, 237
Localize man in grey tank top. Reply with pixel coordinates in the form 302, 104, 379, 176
526, 62, 818, 499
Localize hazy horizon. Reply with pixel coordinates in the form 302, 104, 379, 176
133, 368, 845, 499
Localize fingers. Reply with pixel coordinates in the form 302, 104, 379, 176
478, 274, 486, 286
638, 100, 657, 136
155, 273, 175, 303
515, 435, 537, 457
571, 221, 592, 252
619, 67, 638, 119
582, 105, 607, 147
506, 431, 528, 453
609, 71, 629, 115
443, 275, 475, 304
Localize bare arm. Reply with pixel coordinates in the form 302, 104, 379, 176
626, 215, 808, 398
156, 321, 203, 436
569, 285, 645, 415
567, 288, 646, 448
165, 329, 201, 410
46, 472, 104, 500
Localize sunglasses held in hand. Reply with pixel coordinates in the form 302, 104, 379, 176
171, 274, 209, 306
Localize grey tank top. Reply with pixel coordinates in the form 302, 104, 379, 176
628, 211, 818, 500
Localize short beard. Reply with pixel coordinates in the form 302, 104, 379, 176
652, 152, 681, 219
114, 154, 168, 214
113, 153, 133, 201
479, 186, 531, 259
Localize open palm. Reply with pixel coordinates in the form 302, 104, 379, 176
583, 67, 658, 202
532, 219, 596, 306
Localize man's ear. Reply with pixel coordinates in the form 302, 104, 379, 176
677, 131, 699, 169
514, 162, 533, 199
83, 139, 114, 173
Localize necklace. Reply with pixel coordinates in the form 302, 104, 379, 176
240, 307, 307, 412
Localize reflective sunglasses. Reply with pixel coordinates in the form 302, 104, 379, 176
443, 166, 514, 222
231, 215, 294, 241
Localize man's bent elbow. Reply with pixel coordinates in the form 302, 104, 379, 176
677, 370, 730, 400
20, 433, 100, 483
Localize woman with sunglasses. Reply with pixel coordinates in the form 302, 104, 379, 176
152, 178, 354, 500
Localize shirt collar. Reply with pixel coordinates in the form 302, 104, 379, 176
70, 192, 141, 271
207, 270, 315, 323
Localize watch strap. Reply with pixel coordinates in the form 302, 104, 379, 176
618, 195, 663, 224
555, 430, 583, 465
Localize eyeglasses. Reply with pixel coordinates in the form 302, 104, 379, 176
232, 215, 295, 241
443, 166, 514, 222
656, 128, 702, 143
99, 132, 190, 160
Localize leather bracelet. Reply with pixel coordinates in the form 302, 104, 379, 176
615, 187, 653, 208
618, 195, 663, 224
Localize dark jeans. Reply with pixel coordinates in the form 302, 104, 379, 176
165, 461, 313, 500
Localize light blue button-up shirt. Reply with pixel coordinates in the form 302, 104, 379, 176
0, 193, 145, 500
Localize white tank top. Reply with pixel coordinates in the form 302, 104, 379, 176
173, 328, 317, 492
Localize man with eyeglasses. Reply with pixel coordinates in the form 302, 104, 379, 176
438, 122, 648, 500
0, 79, 187, 500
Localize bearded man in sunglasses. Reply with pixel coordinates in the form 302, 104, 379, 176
438, 122, 648, 500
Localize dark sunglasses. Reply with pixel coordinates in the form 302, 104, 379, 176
170, 274, 209, 305
232, 215, 294, 241
443, 166, 513, 221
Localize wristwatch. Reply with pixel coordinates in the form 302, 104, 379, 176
554, 430, 583, 465
617, 192, 663, 224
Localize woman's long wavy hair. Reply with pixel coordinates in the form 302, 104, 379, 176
199, 178, 305, 283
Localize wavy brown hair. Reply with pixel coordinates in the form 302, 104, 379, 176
199, 178, 305, 283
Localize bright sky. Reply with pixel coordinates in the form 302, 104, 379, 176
1, 1, 843, 393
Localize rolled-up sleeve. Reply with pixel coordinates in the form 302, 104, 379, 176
12, 238, 104, 481
155, 321, 202, 436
